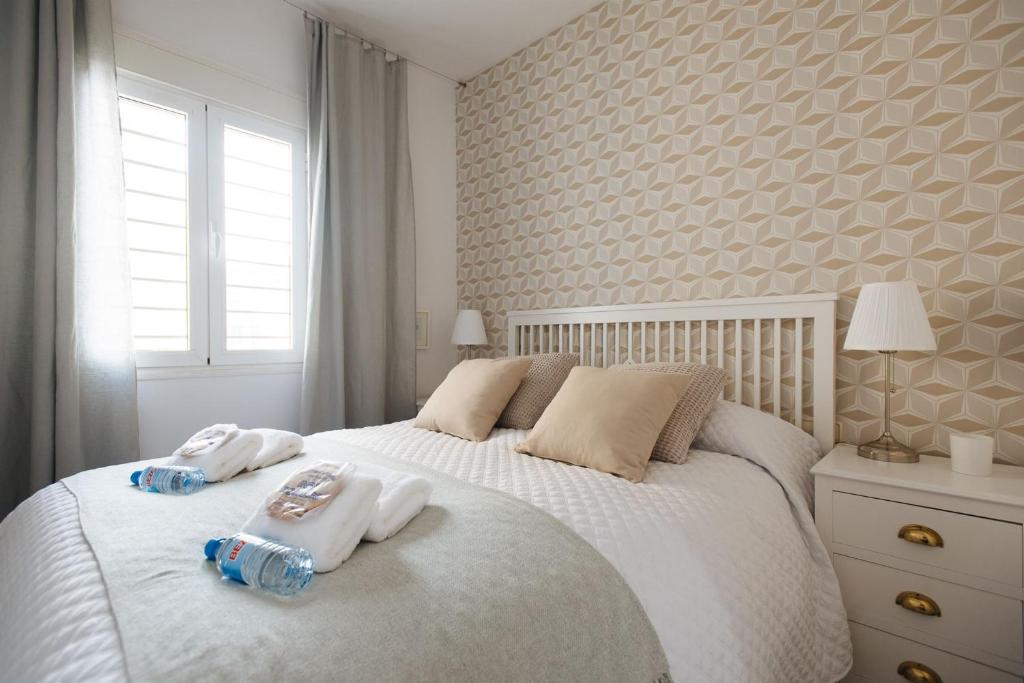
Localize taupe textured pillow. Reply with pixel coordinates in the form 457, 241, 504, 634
610, 362, 727, 464
497, 353, 579, 429
415, 358, 531, 441
515, 366, 691, 482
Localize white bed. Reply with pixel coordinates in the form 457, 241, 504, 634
0, 294, 852, 682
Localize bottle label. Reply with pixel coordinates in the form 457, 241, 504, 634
140, 465, 195, 492
219, 533, 262, 584
264, 461, 351, 521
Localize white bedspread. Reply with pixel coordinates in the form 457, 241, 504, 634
0, 401, 851, 682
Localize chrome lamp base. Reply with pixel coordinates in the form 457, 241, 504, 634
857, 433, 918, 463
856, 350, 919, 463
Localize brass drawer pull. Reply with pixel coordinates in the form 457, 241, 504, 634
896, 591, 941, 616
898, 524, 943, 547
898, 660, 942, 683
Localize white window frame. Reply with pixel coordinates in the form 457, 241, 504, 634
117, 75, 307, 368
118, 76, 210, 368
207, 105, 307, 365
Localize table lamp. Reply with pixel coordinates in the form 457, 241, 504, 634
843, 281, 937, 462
451, 309, 487, 357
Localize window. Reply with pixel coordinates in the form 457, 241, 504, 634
118, 77, 306, 367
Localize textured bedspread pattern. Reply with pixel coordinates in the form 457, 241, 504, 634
54, 444, 669, 683
322, 402, 853, 682
0, 401, 850, 682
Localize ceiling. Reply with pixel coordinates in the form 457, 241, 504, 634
299, 0, 604, 83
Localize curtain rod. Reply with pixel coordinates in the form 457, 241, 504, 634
280, 0, 467, 88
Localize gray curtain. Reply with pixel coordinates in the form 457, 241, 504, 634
0, 0, 139, 519
300, 18, 416, 433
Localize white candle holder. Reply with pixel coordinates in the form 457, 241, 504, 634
949, 433, 995, 477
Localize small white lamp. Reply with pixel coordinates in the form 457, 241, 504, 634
451, 309, 487, 356
844, 281, 937, 462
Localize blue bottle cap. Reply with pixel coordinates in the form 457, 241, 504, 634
204, 538, 225, 561
130, 470, 142, 486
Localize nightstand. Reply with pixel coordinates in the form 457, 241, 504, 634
813, 444, 1024, 683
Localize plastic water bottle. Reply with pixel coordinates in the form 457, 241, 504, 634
204, 533, 314, 596
131, 465, 206, 494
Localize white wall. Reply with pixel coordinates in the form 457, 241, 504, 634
112, 0, 457, 457
136, 370, 302, 459
111, 0, 306, 101
408, 67, 459, 397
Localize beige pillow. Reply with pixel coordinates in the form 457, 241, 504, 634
610, 362, 727, 464
415, 358, 531, 441
515, 366, 690, 482
497, 353, 579, 429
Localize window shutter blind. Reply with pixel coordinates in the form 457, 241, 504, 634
222, 125, 297, 351
119, 95, 191, 352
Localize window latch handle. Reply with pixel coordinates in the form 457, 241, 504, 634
211, 228, 223, 259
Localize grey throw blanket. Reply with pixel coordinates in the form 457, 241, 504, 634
63, 439, 670, 682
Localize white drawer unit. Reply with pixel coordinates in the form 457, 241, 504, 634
835, 555, 1022, 665
848, 622, 1020, 683
832, 493, 1022, 587
813, 444, 1024, 683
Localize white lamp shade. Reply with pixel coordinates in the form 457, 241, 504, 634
844, 281, 937, 351
451, 309, 487, 346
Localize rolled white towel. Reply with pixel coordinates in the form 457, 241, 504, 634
172, 424, 238, 458
243, 462, 382, 573
356, 463, 433, 543
246, 429, 304, 471
167, 428, 262, 482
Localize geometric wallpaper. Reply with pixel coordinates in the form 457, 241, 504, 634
456, 0, 1023, 463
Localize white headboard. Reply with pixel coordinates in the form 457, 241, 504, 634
506, 293, 838, 452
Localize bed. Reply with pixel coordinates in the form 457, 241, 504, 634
0, 294, 852, 682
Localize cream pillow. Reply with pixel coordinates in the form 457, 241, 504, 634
610, 362, 727, 464
414, 358, 531, 441
497, 353, 579, 429
515, 366, 691, 482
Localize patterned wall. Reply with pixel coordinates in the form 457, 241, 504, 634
456, 0, 1024, 463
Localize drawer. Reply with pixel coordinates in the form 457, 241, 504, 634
836, 555, 1023, 664
833, 492, 1023, 587
848, 621, 1022, 683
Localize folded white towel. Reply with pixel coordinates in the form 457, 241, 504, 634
172, 424, 239, 458
167, 428, 262, 482
356, 463, 433, 543
246, 429, 304, 471
243, 462, 382, 573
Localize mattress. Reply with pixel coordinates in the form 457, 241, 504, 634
0, 401, 851, 682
